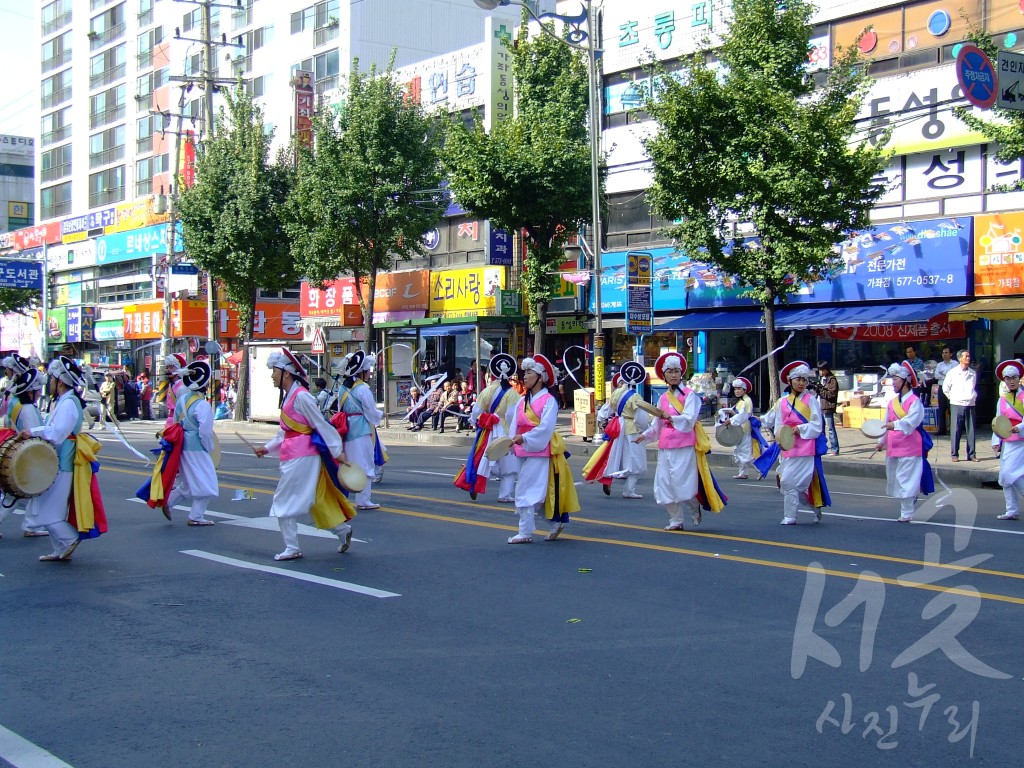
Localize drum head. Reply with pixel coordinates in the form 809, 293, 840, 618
2, 438, 58, 498
860, 418, 888, 439
210, 433, 222, 468
993, 415, 1014, 440
337, 461, 368, 493
485, 436, 514, 461
775, 425, 796, 451
716, 422, 743, 447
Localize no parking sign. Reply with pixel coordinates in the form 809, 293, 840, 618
956, 44, 997, 109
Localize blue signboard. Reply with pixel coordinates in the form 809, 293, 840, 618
487, 222, 513, 266
61, 208, 115, 237
96, 222, 184, 265
171, 262, 199, 275
66, 306, 96, 343
591, 246, 687, 315
626, 284, 653, 335
0, 259, 43, 290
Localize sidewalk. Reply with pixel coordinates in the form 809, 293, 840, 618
365, 410, 1002, 488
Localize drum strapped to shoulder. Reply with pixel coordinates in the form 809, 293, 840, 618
0, 436, 58, 503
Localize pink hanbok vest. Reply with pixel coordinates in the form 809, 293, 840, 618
886, 393, 923, 457
780, 393, 816, 457
999, 393, 1024, 443
657, 387, 697, 449
280, 387, 318, 461
513, 391, 552, 458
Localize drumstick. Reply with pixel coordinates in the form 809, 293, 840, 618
234, 431, 262, 452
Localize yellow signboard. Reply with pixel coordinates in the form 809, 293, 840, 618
429, 266, 505, 318
104, 197, 169, 235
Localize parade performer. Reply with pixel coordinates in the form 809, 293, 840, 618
0, 355, 31, 421
22, 357, 107, 562
334, 350, 386, 509
993, 359, 1024, 521
876, 361, 934, 523
454, 353, 520, 501
137, 361, 219, 525
720, 376, 766, 480
157, 353, 188, 427
0, 369, 49, 538
582, 362, 652, 499
506, 354, 580, 543
583, 371, 627, 496
253, 348, 356, 561
760, 361, 831, 525
639, 352, 727, 530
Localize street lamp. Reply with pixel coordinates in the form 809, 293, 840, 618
472, 0, 606, 403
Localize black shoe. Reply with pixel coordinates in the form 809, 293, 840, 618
602, 484, 611, 496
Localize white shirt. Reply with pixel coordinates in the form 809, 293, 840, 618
942, 364, 977, 406
934, 359, 957, 385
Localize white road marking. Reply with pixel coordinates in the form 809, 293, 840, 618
798, 508, 1024, 535
180, 550, 400, 597
0, 724, 74, 768
737, 482, 891, 499
407, 470, 457, 477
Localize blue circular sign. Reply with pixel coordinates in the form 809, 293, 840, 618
956, 44, 997, 109
422, 228, 440, 251
927, 10, 951, 37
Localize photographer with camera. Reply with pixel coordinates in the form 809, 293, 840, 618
813, 361, 840, 456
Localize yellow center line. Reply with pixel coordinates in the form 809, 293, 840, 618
102, 462, 1024, 596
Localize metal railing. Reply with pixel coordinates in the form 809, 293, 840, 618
314, 24, 339, 48
136, 178, 153, 196
42, 87, 71, 109
42, 50, 72, 73
42, 126, 71, 146
315, 75, 338, 95
90, 64, 126, 90
89, 145, 125, 169
89, 186, 125, 208
89, 105, 125, 129
136, 135, 153, 154
138, 8, 153, 26
41, 199, 72, 219
137, 50, 152, 68
42, 11, 72, 36
90, 22, 125, 51
41, 162, 72, 183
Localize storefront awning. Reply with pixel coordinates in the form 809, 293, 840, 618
946, 297, 1024, 320
773, 301, 966, 329
657, 310, 765, 331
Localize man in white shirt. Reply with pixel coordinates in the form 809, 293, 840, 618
942, 349, 977, 462
933, 345, 957, 436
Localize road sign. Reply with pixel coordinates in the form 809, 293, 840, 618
310, 327, 326, 354
956, 44, 997, 109
0, 259, 43, 290
626, 284, 653, 336
997, 50, 1024, 110
627, 251, 653, 285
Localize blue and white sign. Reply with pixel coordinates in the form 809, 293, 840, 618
956, 44, 997, 109
171, 262, 199, 275
0, 259, 43, 290
61, 208, 115, 237
486, 222, 512, 266
66, 306, 95, 343
590, 246, 686, 314
422, 228, 441, 251
626, 284, 652, 335
96, 222, 184, 265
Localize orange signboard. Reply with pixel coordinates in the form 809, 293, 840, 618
974, 211, 1024, 295
124, 299, 302, 340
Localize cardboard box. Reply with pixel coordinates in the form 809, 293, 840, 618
572, 411, 597, 437
843, 406, 885, 429
574, 388, 595, 414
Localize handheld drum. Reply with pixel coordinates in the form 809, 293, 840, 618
0, 436, 58, 499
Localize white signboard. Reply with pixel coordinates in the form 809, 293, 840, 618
997, 50, 1024, 111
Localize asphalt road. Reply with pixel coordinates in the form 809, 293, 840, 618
1, 424, 1022, 767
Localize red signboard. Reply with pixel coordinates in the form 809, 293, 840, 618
14, 222, 61, 249
293, 71, 314, 150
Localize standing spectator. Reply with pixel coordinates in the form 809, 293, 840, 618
815, 361, 840, 456
467, 360, 477, 393
943, 349, 978, 462
97, 373, 116, 428
905, 345, 926, 400
123, 372, 139, 420
933, 346, 956, 435
455, 380, 476, 432
314, 377, 330, 413
138, 373, 153, 420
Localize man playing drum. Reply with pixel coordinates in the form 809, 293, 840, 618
253, 348, 356, 561
992, 359, 1024, 521
639, 352, 727, 530
0, 368, 49, 538
454, 353, 520, 502
161, 361, 219, 526
875, 361, 934, 523
760, 361, 830, 526
336, 351, 386, 509
22, 357, 107, 561
505, 354, 580, 543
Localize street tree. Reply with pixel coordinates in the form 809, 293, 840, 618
285, 57, 447, 350
176, 85, 297, 419
0, 288, 40, 316
643, 0, 890, 402
443, 22, 594, 352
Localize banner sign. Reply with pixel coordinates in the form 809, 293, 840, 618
62, 208, 115, 240
486, 222, 512, 266
97, 222, 183, 265
0, 259, 43, 289
974, 211, 1024, 295
429, 266, 505, 319
66, 306, 96, 343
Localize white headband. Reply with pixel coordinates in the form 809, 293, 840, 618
787, 364, 812, 381
520, 357, 550, 383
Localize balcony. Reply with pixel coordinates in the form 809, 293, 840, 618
89, 146, 125, 170
42, 50, 72, 73
90, 64, 126, 90
231, 55, 252, 76
90, 105, 125, 129
90, 23, 125, 51
314, 24, 339, 48
136, 135, 153, 154
42, 12, 72, 37
41, 199, 72, 219
89, 186, 125, 208
232, 6, 252, 30
42, 126, 72, 146
41, 162, 72, 183
42, 87, 72, 110
138, 8, 153, 26
315, 76, 338, 95
137, 50, 153, 69
136, 178, 153, 196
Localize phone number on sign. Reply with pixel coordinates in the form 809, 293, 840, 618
867, 275, 954, 289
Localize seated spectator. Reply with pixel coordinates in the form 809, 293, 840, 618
406, 387, 427, 429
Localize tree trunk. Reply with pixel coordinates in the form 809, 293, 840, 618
233, 291, 256, 421
534, 299, 547, 359
763, 301, 780, 405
